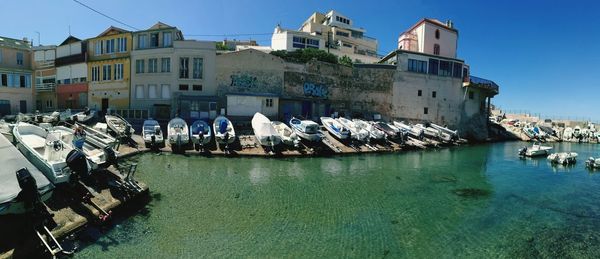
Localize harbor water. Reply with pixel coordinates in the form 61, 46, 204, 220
75, 142, 600, 258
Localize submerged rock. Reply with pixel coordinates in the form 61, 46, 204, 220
452, 188, 491, 198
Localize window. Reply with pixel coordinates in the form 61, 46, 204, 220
265, 98, 273, 107
114, 63, 124, 80
64, 78, 71, 84
418, 90, 422, 96
135, 85, 144, 99
46, 100, 53, 109
432, 91, 437, 98
439, 60, 452, 76
469, 91, 474, 99
306, 38, 319, 49
408, 59, 427, 74
1, 74, 7, 86
150, 33, 159, 47
148, 58, 158, 73
161, 58, 170, 72
163, 32, 172, 47
435, 29, 440, 39
336, 31, 350, 37
136, 59, 145, 74
293, 36, 306, 49
342, 42, 352, 48
424, 107, 429, 114
80, 77, 87, 82
102, 64, 111, 81
19, 75, 25, 88
138, 34, 147, 49
106, 39, 115, 54
0, 50, 3, 63
161, 84, 170, 99
433, 44, 440, 55
453, 62, 463, 78
117, 37, 127, 52
95, 41, 103, 55
463, 67, 469, 81
192, 85, 202, 91
428, 59, 439, 75
192, 58, 203, 79
91, 66, 100, 81
16, 52, 23, 65
148, 84, 157, 98
179, 84, 189, 91
179, 57, 189, 78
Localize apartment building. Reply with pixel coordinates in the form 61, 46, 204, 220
0, 36, 33, 115
33, 45, 57, 112
55, 36, 89, 109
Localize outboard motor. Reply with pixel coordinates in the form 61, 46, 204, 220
104, 146, 117, 165
66, 149, 89, 176
16, 168, 39, 210
125, 125, 132, 137
518, 147, 527, 157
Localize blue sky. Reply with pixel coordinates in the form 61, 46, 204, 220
4, 0, 600, 120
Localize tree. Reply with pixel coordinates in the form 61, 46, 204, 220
269, 49, 339, 64
216, 42, 233, 51
339, 55, 353, 67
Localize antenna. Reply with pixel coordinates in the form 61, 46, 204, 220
69, 25, 71, 36
35, 31, 41, 46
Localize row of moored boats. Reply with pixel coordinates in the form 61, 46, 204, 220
517, 142, 600, 169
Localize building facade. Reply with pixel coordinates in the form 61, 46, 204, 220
0, 36, 33, 115
33, 45, 57, 112
271, 10, 380, 63
55, 36, 89, 109
398, 18, 458, 59
87, 26, 132, 113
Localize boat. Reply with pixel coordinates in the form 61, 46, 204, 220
320, 117, 349, 140
289, 117, 321, 142
372, 121, 402, 140
13, 122, 92, 184
142, 119, 165, 149
76, 122, 118, 148
213, 116, 236, 145
34, 111, 60, 124
563, 127, 574, 141
70, 108, 96, 124
49, 125, 116, 167
272, 121, 300, 147
415, 124, 442, 140
585, 157, 600, 169
190, 120, 212, 151
0, 133, 54, 215
518, 143, 553, 157
394, 121, 424, 139
105, 114, 134, 138
251, 112, 281, 148
337, 117, 369, 141
429, 122, 458, 140
167, 117, 190, 152
0, 116, 18, 138
353, 119, 385, 140
547, 152, 578, 165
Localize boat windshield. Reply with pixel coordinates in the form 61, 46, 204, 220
305, 124, 319, 134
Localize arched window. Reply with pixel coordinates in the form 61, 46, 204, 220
435, 29, 440, 39
433, 44, 440, 55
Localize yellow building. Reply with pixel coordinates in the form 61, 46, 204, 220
87, 26, 132, 112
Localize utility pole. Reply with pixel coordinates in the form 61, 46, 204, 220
35, 31, 41, 46
327, 31, 331, 53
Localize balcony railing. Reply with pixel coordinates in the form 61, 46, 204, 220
35, 60, 55, 69
35, 83, 56, 92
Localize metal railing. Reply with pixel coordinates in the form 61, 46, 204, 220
112, 109, 150, 120
35, 60, 55, 69
35, 83, 56, 92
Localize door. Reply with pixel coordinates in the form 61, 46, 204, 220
20, 100, 27, 113
101, 98, 109, 114
301, 101, 312, 119
79, 93, 88, 108
0, 100, 10, 116
209, 102, 217, 119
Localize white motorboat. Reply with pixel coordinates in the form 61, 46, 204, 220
586, 157, 600, 169
76, 122, 117, 148
547, 152, 578, 165
394, 121, 424, 139
272, 121, 300, 147
372, 121, 402, 140
289, 117, 321, 142
70, 108, 96, 124
337, 117, 369, 142
190, 120, 212, 151
13, 122, 92, 184
429, 122, 458, 139
50, 126, 116, 167
142, 119, 164, 148
518, 143, 553, 157
251, 112, 281, 148
0, 133, 54, 215
105, 114, 134, 138
0, 118, 16, 138
213, 116, 236, 145
353, 119, 385, 140
167, 117, 190, 152
320, 117, 349, 140
563, 127, 574, 141
415, 124, 441, 140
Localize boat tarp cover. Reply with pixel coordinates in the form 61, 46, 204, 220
0, 134, 52, 205
219, 119, 228, 134
192, 121, 207, 135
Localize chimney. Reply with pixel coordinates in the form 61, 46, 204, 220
446, 20, 454, 29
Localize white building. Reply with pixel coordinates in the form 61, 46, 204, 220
55, 36, 88, 109
271, 10, 380, 63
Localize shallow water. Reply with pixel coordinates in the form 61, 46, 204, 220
75, 142, 600, 258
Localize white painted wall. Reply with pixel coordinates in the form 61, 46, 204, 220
57, 42, 82, 58
56, 63, 87, 81
226, 95, 279, 117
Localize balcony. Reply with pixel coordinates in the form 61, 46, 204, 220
35, 83, 56, 92
464, 76, 499, 96
55, 53, 87, 66
35, 60, 55, 69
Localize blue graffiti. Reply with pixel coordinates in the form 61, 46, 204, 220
230, 74, 257, 88
303, 83, 329, 98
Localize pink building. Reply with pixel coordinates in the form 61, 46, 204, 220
398, 18, 458, 59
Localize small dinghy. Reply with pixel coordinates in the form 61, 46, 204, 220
337, 117, 369, 142
213, 116, 236, 145
105, 114, 134, 138
142, 119, 164, 149
289, 117, 321, 142
167, 117, 189, 153
13, 122, 92, 184
518, 143, 553, 157
0, 133, 54, 215
586, 157, 600, 169
320, 117, 349, 140
251, 112, 281, 148
190, 120, 212, 151
70, 108, 96, 124
547, 152, 578, 165
272, 121, 300, 147
353, 119, 385, 141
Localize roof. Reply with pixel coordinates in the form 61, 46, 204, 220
96, 26, 130, 38
379, 49, 465, 63
59, 35, 82, 46
148, 21, 174, 30
403, 18, 458, 35
0, 36, 32, 50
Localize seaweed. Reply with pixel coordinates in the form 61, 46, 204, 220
452, 188, 491, 198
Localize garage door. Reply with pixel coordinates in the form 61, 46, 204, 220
227, 96, 262, 117
0, 100, 10, 116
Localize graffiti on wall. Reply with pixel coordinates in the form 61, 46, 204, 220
230, 74, 257, 88
303, 82, 329, 98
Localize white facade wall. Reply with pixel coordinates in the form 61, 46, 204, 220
56, 42, 82, 58
226, 95, 279, 117
56, 63, 87, 82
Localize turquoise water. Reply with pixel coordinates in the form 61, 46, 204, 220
75, 142, 600, 258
